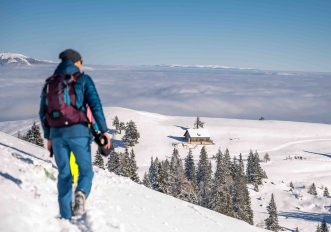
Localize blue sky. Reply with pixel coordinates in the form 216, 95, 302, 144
1, 0, 330, 71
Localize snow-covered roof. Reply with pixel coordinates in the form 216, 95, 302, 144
184, 128, 210, 138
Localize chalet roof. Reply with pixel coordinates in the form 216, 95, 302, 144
184, 128, 210, 138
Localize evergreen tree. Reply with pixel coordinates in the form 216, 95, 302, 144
148, 157, 159, 190
196, 146, 212, 207
308, 183, 318, 196
239, 153, 244, 174
142, 172, 151, 188
246, 150, 265, 186
209, 148, 234, 216
194, 116, 204, 129
170, 152, 197, 203
231, 156, 254, 224
157, 161, 171, 194
120, 148, 131, 177
320, 218, 329, 232
107, 151, 121, 175
118, 122, 125, 134
246, 150, 254, 183
112, 116, 120, 133
184, 149, 196, 182
323, 187, 330, 198
295, 227, 299, 232
264, 153, 270, 162
317, 225, 322, 232
32, 122, 44, 147
93, 150, 105, 169
290, 182, 294, 190
213, 149, 223, 184
23, 122, 44, 147
253, 151, 263, 185
128, 149, 140, 183
122, 120, 140, 147
265, 194, 280, 231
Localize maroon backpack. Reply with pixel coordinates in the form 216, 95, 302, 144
43, 72, 88, 128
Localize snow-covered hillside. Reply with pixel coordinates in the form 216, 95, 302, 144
102, 107, 331, 231
0, 52, 53, 66
1, 107, 330, 231
0, 131, 265, 232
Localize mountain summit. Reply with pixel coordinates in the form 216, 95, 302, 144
0, 52, 54, 66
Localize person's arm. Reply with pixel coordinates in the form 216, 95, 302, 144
84, 75, 108, 134
39, 85, 50, 140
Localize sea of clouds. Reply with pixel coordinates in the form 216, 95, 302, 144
0, 64, 330, 124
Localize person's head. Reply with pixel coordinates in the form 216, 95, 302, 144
59, 49, 83, 70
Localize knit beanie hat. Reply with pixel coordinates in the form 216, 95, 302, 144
59, 49, 82, 63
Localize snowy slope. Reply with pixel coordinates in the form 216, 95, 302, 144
103, 107, 331, 231
0, 52, 53, 66
0, 131, 266, 232
1, 107, 331, 231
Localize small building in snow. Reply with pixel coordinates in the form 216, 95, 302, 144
184, 128, 213, 144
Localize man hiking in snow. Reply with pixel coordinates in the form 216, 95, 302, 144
39, 49, 111, 220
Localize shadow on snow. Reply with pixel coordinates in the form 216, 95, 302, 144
0, 171, 22, 187
303, 150, 331, 159
279, 210, 331, 224
167, 135, 186, 142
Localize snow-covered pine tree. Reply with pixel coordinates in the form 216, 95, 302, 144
107, 151, 121, 175
170, 152, 197, 203
112, 116, 120, 133
163, 159, 171, 177
23, 127, 33, 143
295, 227, 299, 232
209, 148, 234, 216
169, 148, 180, 188
290, 182, 294, 190
253, 151, 263, 185
308, 183, 318, 196
246, 150, 254, 184
239, 153, 244, 174
223, 149, 232, 178
323, 187, 330, 198
246, 150, 266, 186
157, 161, 171, 194
320, 218, 329, 232
142, 172, 152, 188
184, 149, 196, 181
148, 157, 159, 191
213, 149, 223, 184
122, 120, 140, 147
22, 122, 44, 147
264, 153, 270, 162
118, 122, 125, 134
194, 116, 204, 129
120, 148, 131, 177
316, 224, 322, 232
231, 156, 254, 224
32, 122, 44, 147
128, 149, 140, 183
180, 160, 197, 203
93, 150, 105, 169
196, 146, 212, 207
264, 193, 280, 231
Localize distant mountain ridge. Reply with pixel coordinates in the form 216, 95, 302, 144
0, 52, 54, 66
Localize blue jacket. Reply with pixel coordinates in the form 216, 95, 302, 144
39, 60, 108, 139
